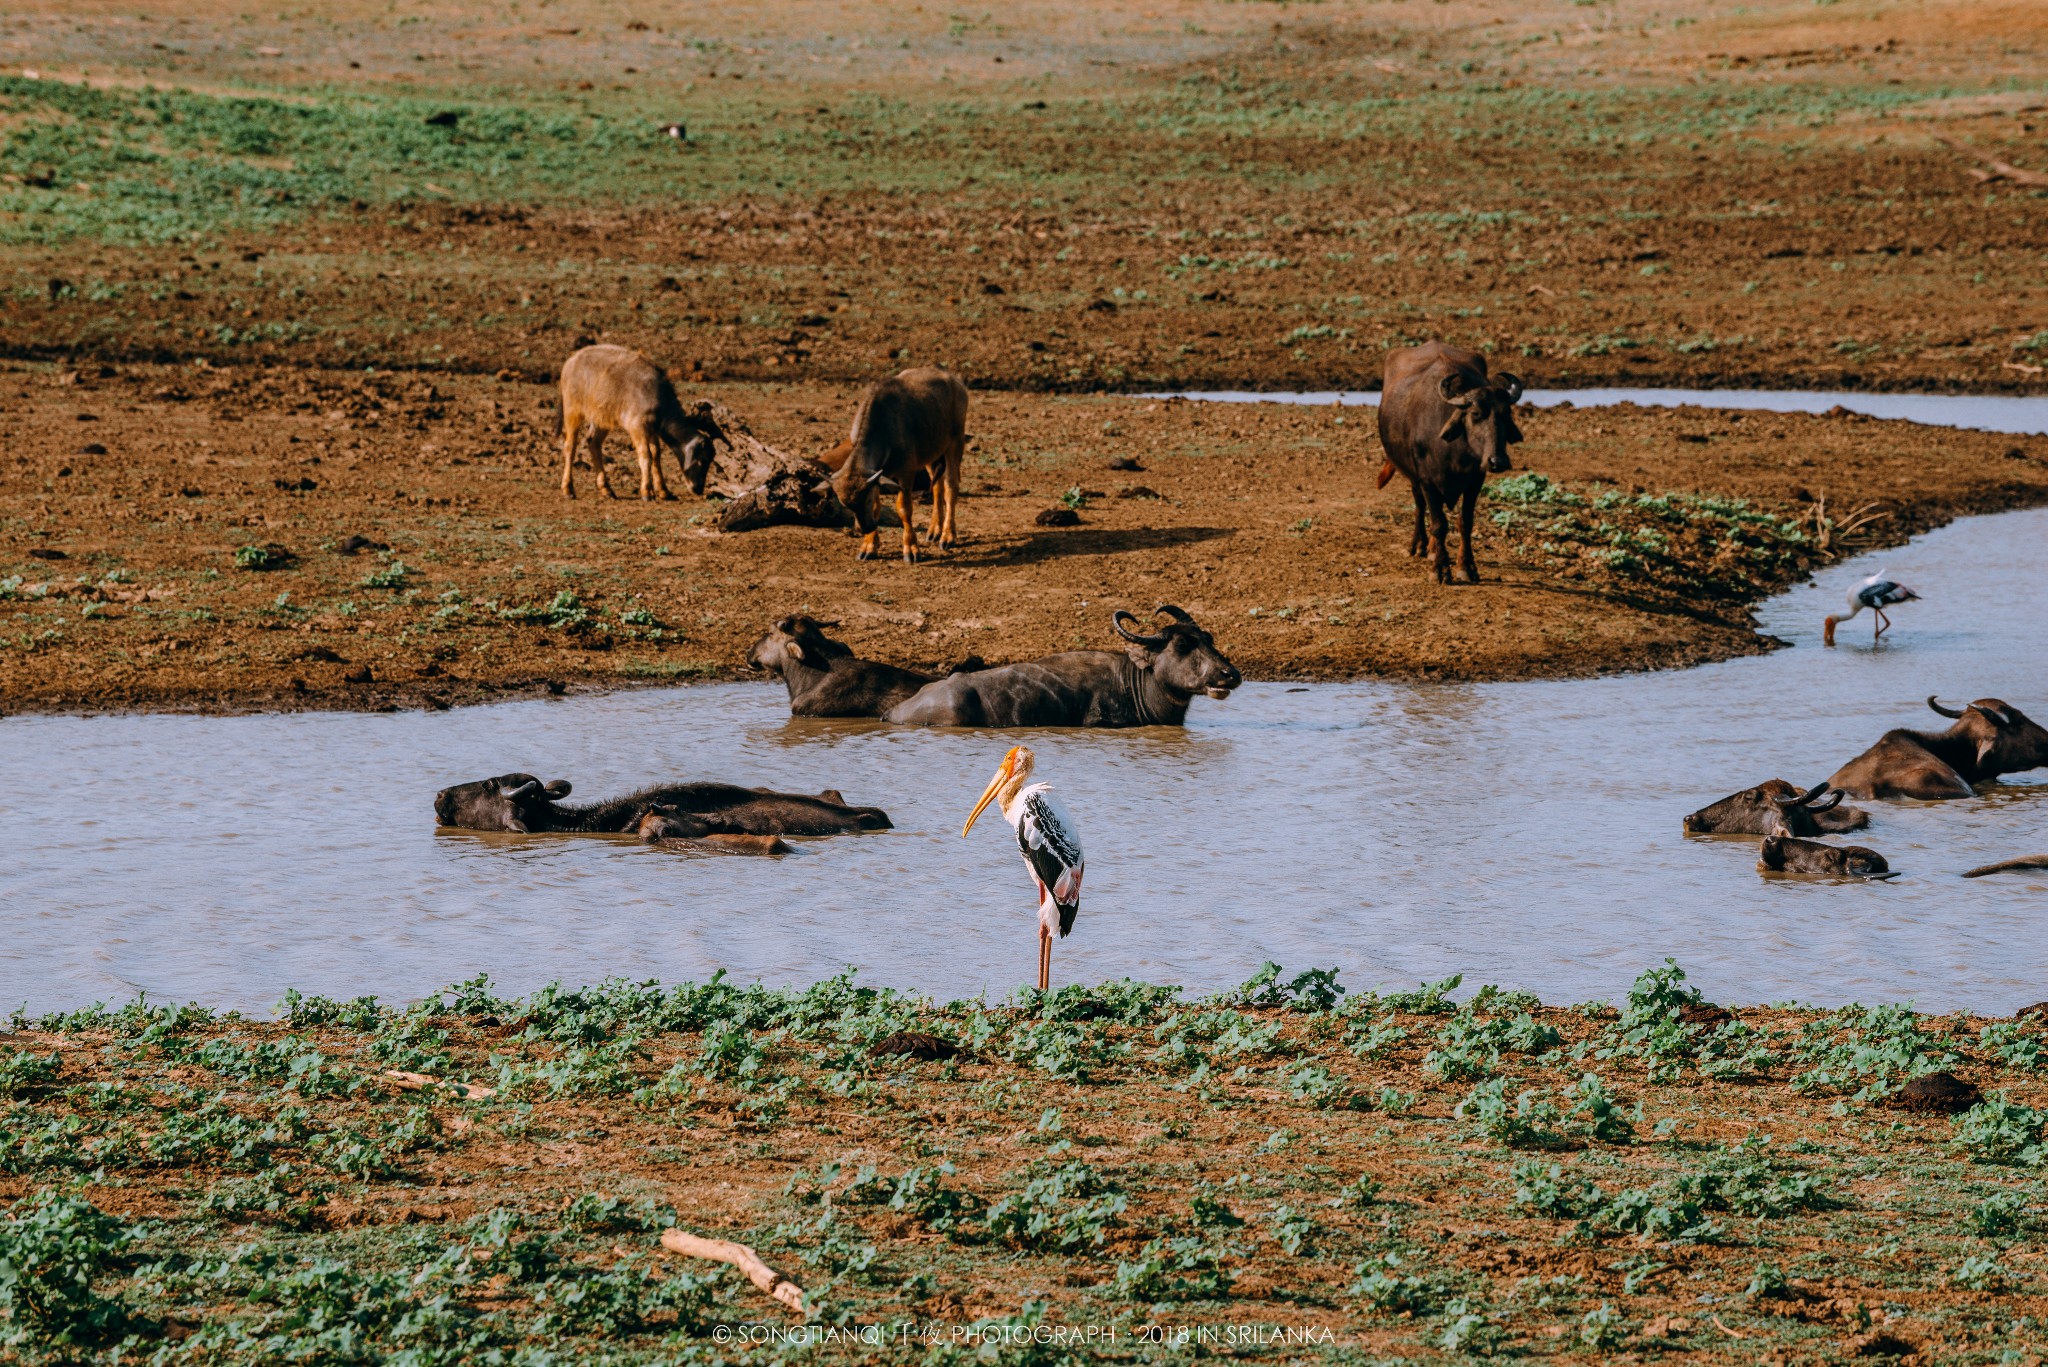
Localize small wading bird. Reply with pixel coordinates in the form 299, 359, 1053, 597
1825, 570, 1922, 646
962, 745, 1084, 992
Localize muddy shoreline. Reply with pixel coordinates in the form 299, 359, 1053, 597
4, 361, 2044, 718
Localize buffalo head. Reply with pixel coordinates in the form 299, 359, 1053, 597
1113, 605, 1242, 701
829, 449, 892, 535
433, 773, 573, 831
666, 403, 724, 497
1928, 696, 2048, 780
1759, 834, 1892, 879
748, 614, 850, 675
1437, 370, 1525, 474
1683, 780, 1869, 836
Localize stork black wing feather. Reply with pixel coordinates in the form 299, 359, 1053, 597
1017, 791, 1083, 935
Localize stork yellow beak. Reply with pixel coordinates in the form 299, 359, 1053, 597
962, 747, 1021, 836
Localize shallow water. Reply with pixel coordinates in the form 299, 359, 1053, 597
5, 507, 2048, 1015
1152, 388, 2048, 436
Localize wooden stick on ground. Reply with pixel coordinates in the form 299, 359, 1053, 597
1933, 135, 2048, 188
382, 1070, 495, 1100
659, 1229, 807, 1313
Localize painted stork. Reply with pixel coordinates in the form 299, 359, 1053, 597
1824, 570, 1921, 646
962, 745, 1084, 993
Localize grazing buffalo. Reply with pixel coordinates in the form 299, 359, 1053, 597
1683, 780, 1871, 836
1758, 835, 1893, 879
748, 614, 945, 718
1964, 856, 2048, 879
557, 344, 720, 500
1376, 340, 1525, 584
885, 605, 1241, 728
1828, 697, 2048, 800
633, 807, 791, 856
434, 774, 891, 835
828, 366, 969, 562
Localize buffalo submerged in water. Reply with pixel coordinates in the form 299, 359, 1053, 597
433, 774, 891, 836
884, 605, 1242, 728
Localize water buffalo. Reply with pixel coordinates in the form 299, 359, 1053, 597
1376, 340, 1524, 584
1828, 697, 2048, 800
434, 774, 891, 835
748, 614, 944, 718
633, 807, 791, 856
1683, 780, 1871, 836
884, 605, 1241, 728
1964, 856, 2048, 879
828, 366, 968, 562
1758, 834, 1893, 879
557, 344, 720, 500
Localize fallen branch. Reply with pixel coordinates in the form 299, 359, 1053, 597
1709, 1313, 1748, 1340
659, 1229, 807, 1313
679, 398, 853, 533
382, 1070, 495, 1101
1933, 135, 2048, 188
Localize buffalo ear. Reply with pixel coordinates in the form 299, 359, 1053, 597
544, 779, 572, 799
1978, 738, 1997, 765
506, 817, 529, 834
1438, 415, 1466, 444
784, 641, 805, 664
1122, 640, 1159, 669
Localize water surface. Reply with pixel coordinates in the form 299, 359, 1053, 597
5, 511, 2047, 1015
1151, 388, 2048, 436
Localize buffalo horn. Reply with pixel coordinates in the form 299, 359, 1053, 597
1437, 373, 1476, 408
1806, 789, 1844, 813
501, 779, 543, 801
1772, 781, 1832, 810
1928, 695, 1966, 719
1154, 604, 1196, 625
1495, 372, 1525, 404
1113, 610, 1167, 647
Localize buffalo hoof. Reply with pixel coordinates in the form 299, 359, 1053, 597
856, 548, 877, 562
1432, 565, 1454, 585
1461, 565, 1482, 584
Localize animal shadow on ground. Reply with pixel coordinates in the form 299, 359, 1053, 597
944, 525, 1234, 568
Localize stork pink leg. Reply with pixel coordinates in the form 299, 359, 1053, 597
1038, 927, 1050, 992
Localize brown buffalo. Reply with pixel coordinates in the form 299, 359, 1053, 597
1376, 340, 1525, 584
828, 366, 968, 562
556, 344, 720, 500
632, 807, 791, 856
1683, 780, 1871, 836
1828, 697, 2048, 800
1758, 835, 1893, 879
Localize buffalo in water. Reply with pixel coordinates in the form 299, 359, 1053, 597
434, 774, 891, 836
1376, 340, 1525, 584
1758, 834, 1893, 879
1828, 696, 2048, 800
1683, 780, 1871, 836
749, 614, 982, 718
885, 605, 1241, 728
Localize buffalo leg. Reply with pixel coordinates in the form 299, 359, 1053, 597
560, 413, 584, 498
898, 486, 920, 564
1423, 487, 1452, 584
857, 527, 881, 560
1457, 483, 1481, 583
631, 426, 674, 501
944, 449, 962, 546
588, 430, 619, 499
1408, 479, 1428, 557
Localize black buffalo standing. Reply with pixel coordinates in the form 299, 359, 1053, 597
1376, 340, 1525, 584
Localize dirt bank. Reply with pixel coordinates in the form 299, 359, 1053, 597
3, 359, 2043, 714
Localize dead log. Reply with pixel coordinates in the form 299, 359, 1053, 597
1934, 135, 2048, 188
676, 398, 855, 533
382, 1070, 496, 1100
659, 1229, 807, 1312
